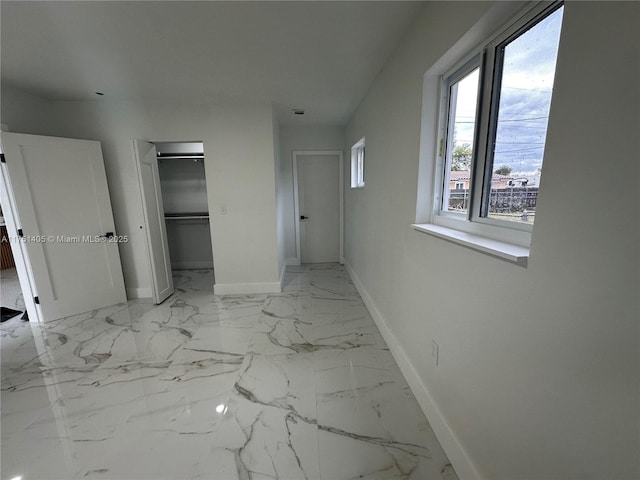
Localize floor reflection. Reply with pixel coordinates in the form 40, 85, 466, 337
1, 266, 454, 479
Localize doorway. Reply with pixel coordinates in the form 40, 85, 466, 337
0, 132, 126, 322
0, 205, 27, 323
134, 140, 214, 304
293, 150, 344, 264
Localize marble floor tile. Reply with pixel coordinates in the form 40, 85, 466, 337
1, 267, 25, 312
1, 265, 456, 480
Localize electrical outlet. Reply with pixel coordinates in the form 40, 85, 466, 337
432, 339, 439, 366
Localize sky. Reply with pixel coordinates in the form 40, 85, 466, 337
452, 5, 564, 177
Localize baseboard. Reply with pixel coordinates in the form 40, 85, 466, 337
213, 281, 282, 296
344, 262, 482, 480
171, 261, 214, 270
126, 287, 152, 299
286, 257, 300, 266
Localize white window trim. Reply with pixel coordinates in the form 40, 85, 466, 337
350, 136, 365, 189
414, 1, 563, 261
412, 223, 529, 265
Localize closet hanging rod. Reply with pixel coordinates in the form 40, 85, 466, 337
157, 155, 205, 160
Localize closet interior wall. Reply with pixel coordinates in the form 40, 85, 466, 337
156, 142, 213, 271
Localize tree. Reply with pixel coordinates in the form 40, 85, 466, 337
452, 143, 472, 171
494, 165, 512, 175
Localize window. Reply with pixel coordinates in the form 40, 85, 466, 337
436, 2, 564, 234
351, 137, 365, 188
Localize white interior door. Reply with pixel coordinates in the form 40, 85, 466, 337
0, 132, 126, 321
132, 139, 174, 304
297, 153, 340, 263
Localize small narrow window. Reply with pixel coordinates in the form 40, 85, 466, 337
351, 137, 365, 188
441, 63, 480, 214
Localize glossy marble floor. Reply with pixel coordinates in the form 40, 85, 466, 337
1, 267, 25, 313
1, 265, 455, 480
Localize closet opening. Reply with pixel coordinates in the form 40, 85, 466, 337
133, 139, 214, 303
156, 141, 213, 269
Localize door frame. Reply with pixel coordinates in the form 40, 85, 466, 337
0, 151, 40, 323
292, 150, 344, 266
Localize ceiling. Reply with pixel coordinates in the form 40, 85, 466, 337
0, 1, 424, 125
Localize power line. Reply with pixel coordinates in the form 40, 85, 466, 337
456, 116, 548, 124
494, 147, 545, 153
502, 86, 553, 93
497, 116, 549, 122
495, 141, 545, 145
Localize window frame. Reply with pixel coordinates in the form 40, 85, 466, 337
350, 137, 366, 189
438, 55, 482, 220
431, 1, 564, 245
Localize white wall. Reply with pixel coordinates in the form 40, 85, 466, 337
0, 84, 56, 136
205, 102, 280, 293
345, 2, 639, 479
279, 125, 345, 261
3, 96, 281, 296
165, 220, 213, 270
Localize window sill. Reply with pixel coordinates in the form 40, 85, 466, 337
412, 223, 529, 266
